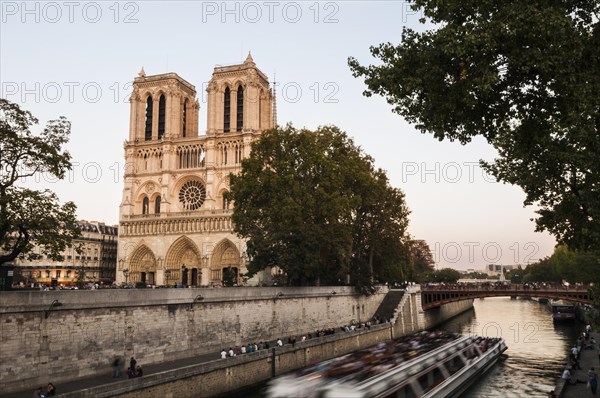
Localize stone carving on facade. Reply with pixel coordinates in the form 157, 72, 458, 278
130, 88, 140, 102
248, 69, 259, 87
207, 79, 217, 93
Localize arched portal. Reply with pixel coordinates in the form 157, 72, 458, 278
211, 239, 242, 286
165, 236, 202, 286
129, 244, 157, 285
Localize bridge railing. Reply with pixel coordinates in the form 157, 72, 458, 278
420, 283, 592, 293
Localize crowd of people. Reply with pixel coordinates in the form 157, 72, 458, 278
557, 323, 598, 396
220, 319, 388, 360
422, 281, 593, 291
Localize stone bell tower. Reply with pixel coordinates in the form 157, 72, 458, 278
118, 55, 275, 287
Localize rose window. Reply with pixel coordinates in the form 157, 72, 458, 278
179, 180, 206, 211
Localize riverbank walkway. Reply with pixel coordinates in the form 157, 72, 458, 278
0, 326, 379, 398
0, 349, 223, 398
556, 331, 600, 397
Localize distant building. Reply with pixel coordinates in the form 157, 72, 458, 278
486, 264, 514, 277
12, 220, 118, 286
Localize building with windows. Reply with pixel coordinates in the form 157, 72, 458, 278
13, 220, 118, 286
486, 264, 514, 277
117, 54, 275, 286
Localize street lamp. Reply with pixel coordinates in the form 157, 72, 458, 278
44, 299, 63, 319
123, 268, 129, 285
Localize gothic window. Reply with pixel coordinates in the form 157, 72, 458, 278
224, 87, 231, 133
179, 180, 207, 211
158, 94, 166, 139
155, 196, 161, 214
223, 144, 228, 165
235, 143, 243, 164
142, 197, 149, 215
145, 96, 153, 141
182, 98, 188, 137
177, 145, 205, 169
236, 86, 244, 131
222, 193, 229, 209
258, 90, 262, 129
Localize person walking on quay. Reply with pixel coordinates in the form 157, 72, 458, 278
112, 356, 121, 378
46, 383, 56, 397
589, 367, 598, 395
129, 357, 137, 373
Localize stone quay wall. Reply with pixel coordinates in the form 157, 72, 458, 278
392, 286, 474, 337
0, 286, 385, 394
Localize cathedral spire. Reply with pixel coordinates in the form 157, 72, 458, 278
245, 52, 255, 66
272, 72, 278, 128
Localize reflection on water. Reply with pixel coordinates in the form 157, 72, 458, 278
440, 297, 583, 398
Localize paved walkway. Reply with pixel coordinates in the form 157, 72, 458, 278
0, 329, 366, 398
1, 349, 225, 398
555, 331, 600, 398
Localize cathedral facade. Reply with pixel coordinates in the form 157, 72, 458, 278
117, 54, 274, 286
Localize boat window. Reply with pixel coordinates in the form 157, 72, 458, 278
419, 374, 430, 391
403, 385, 417, 398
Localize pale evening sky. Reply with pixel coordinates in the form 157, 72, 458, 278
0, 1, 557, 270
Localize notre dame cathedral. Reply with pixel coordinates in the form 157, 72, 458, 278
117, 54, 274, 286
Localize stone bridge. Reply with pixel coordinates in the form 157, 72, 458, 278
421, 283, 592, 310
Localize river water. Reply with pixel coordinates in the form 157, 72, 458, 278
248, 297, 582, 397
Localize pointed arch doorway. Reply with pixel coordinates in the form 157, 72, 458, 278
211, 239, 242, 286
165, 236, 202, 286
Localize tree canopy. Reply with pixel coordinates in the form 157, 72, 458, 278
0, 98, 79, 266
504, 245, 600, 284
227, 124, 411, 292
408, 239, 436, 278
349, 0, 600, 251
417, 267, 461, 284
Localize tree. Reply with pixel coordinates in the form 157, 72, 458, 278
350, 169, 411, 292
408, 239, 436, 279
417, 267, 461, 284
222, 267, 236, 287
348, 0, 600, 251
435, 268, 462, 283
227, 124, 411, 292
0, 98, 79, 267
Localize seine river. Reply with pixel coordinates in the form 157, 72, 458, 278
249, 297, 582, 397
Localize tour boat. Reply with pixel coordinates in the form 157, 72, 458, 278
549, 300, 576, 322
266, 331, 507, 398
